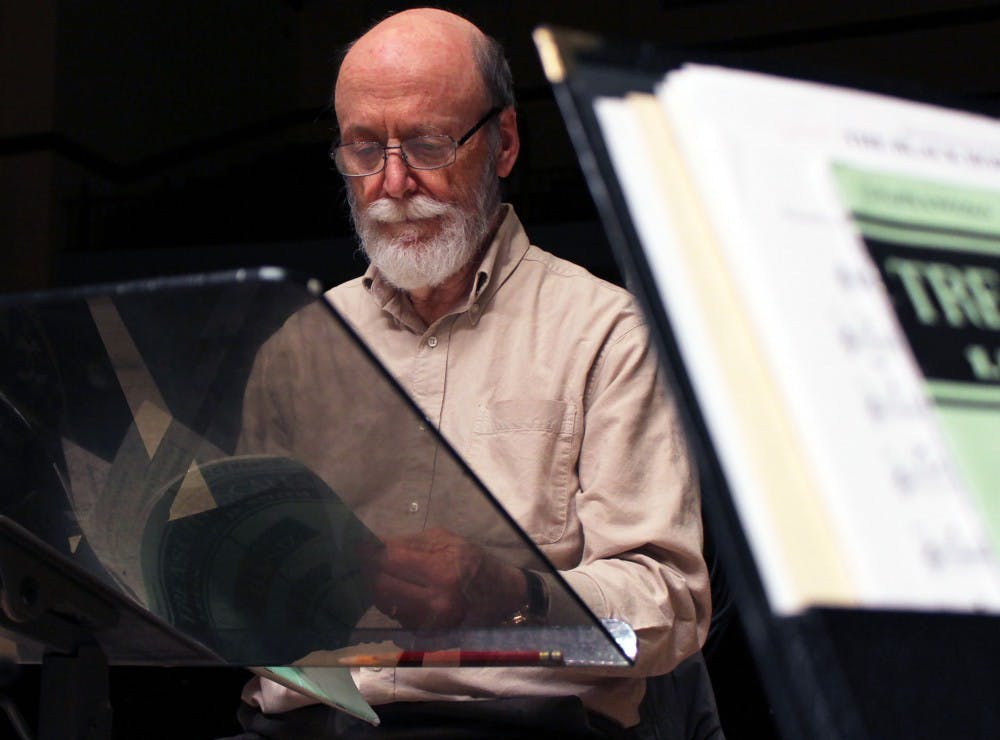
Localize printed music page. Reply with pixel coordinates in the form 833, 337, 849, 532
595, 65, 1000, 614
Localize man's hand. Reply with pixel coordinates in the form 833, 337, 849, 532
370, 527, 527, 630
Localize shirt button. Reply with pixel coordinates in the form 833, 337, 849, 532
470, 303, 480, 314
426, 336, 438, 348
408, 501, 420, 513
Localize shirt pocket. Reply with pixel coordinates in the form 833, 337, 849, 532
473, 399, 578, 544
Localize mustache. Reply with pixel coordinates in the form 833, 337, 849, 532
365, 196, 454, 223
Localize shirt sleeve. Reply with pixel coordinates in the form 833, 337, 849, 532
554, 320, 711, 677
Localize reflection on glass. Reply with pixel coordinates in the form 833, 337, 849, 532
0, 271, 626, 669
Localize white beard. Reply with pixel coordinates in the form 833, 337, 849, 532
348, 166, 500, 291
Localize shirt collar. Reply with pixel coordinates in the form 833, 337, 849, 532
361, 204, 530, 330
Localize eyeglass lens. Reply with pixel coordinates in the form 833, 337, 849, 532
333, 106, 501, 176
334, 136, 454, 176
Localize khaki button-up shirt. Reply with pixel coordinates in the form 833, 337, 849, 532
247, 206, 710, 727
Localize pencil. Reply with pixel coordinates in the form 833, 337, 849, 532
337, 649, 564, 667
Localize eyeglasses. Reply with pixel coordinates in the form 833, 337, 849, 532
331, 106, 502, 177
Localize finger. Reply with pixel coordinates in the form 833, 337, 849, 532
373, 571, 464, 629
373, 570, 429, 615
377, 538, 475, 588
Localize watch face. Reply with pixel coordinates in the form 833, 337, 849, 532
525, 569, 548, 617
503, 569, 548, 626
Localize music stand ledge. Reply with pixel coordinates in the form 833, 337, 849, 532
0, 516, 220, 740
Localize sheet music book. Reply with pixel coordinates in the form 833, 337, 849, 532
591, 64, 1000, 615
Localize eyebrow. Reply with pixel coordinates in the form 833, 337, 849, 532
340, 120, 457, 144
339, 125, 382, 144
409, 121, 448, 137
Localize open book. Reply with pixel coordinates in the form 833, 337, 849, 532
590, 64, 1000, 615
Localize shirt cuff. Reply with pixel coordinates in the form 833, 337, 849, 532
540, 569, 607, 625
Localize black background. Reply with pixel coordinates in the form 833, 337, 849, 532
3, 1, 1000, 737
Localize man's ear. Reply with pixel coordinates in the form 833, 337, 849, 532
495, 107, 520, 178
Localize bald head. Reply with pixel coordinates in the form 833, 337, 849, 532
335, 9, 513, 128
345, 8, 483, 62
336, 10, 481, 116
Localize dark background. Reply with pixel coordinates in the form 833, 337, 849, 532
2, 1, 999, 737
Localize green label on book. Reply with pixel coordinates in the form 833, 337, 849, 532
833, 163, 1000, 549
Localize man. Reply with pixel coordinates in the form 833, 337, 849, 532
231, 8, 711, 738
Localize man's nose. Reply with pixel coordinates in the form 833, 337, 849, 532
381, 148, 417, 199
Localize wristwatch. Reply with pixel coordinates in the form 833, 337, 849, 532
507, 569, 549, 625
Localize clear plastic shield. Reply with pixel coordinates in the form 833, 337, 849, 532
0, 269, 632, 670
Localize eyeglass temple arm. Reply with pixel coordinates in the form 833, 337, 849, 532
457, 106, 503, 146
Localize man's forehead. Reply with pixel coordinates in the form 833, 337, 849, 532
335, 58, 485, 137
337, 53, 463, 102
335, 75, 481, 138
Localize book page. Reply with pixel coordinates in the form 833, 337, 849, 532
595, 65, 1000, 613
594, 94, 854, 613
